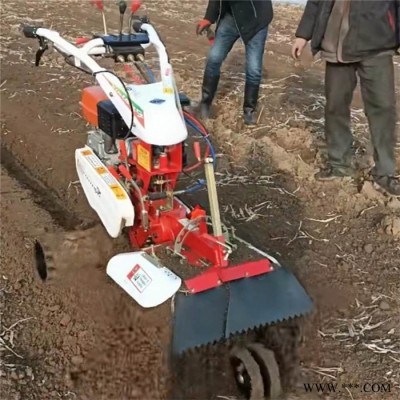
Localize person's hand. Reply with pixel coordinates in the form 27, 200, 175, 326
292, 38, 308, 59
196, 19, 212, 36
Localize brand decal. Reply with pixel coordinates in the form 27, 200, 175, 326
150, 98, 165, 104
105, 77, 145, 128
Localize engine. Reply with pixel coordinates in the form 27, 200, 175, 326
80, 86, 129, 165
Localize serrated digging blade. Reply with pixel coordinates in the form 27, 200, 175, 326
225, 267, 313, 337
172, 286, 229, 355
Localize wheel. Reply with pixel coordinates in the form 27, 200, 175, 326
34, 239, 55, 282
33, 224, 114, 285
247, 343, 282, 399
230, 345, 265, 400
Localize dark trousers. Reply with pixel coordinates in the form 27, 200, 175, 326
204, 13, 268, 86
325, 55, 397, 177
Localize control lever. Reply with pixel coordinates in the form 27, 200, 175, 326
118, 1, 127, 35
128, 0, 141, 34
130, 0, 141, 14
90, 0, 107, 35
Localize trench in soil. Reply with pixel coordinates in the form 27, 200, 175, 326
1, 125, 308, 400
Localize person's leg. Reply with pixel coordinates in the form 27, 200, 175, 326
199, 13, 239, 119
358, 54, 399, 196
317, 62, 358, 180
243, 26, 268, 125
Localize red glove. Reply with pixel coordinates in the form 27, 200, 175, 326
196, 19, 212, 36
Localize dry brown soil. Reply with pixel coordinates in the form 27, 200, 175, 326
1, 1, 400, 400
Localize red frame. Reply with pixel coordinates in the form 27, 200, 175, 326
81, 85, 273, 294
117, 137, 273, 293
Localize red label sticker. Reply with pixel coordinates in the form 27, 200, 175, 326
127, 264, 152, 293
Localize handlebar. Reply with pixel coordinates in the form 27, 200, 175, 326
21, 22, 171, 79
21, 18, 182, 142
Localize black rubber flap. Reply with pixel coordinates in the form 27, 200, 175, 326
172, 286, 229, 355
225, 267, 313, 337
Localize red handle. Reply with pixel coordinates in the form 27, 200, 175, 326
75, 37, 90, 45
193, 142, 201, 161
90, 0, 104, 11
131, 0, 141, 13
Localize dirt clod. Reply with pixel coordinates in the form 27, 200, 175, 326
388, 197, 400, 210
380, 215, 400, 237
364, 244, 374, 254
60, 314, 71, 326
360, 181, 382, 201
379, 301, 391, 311
71, 355, 84, 366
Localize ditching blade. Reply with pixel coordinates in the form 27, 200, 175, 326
172, 286, 229, 355
225, 266, 313, 337
171, 266, 313, 355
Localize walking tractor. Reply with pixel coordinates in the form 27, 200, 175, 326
23, 1, 313, 398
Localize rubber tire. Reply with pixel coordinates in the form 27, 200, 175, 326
34, 239, 59, 283
230, 346, 265, 400
247, 343, 282, 400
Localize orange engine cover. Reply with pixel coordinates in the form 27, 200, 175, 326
80, 86, 109, 126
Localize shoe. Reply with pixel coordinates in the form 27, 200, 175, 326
315, 166, 355, 181
373, 175, 400, 197
243, 82, 260, 126
198, 74, 220, 120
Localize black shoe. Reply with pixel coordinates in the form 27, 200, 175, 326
373, 175, 400, 197
198, 74, 220, 120
315, 166, 355, 181
243, 82, 260, 126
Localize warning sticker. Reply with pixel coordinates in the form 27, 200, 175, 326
127, 264, 152, 293
95, 166, 107, 174
80, 149, 127, 200
137, 145, 151, 172
109, 184, 127, 200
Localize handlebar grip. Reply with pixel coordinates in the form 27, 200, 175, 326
131, 15, 149, 32
23, 25, 38, 39
131, 20, 142, 32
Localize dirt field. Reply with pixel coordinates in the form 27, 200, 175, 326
1, 1, 400, 399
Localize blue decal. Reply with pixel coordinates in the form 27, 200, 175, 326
150, 98, 165, 104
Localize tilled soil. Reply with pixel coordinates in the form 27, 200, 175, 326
1, 1, 400, 400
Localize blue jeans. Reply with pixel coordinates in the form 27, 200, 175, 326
204, 13, 268, 86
